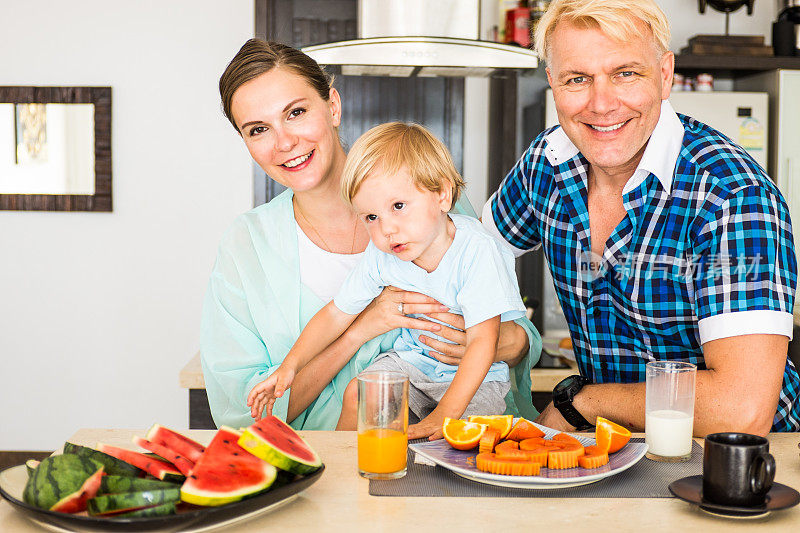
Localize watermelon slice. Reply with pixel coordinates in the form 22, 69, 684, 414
145, 424, 205, 463
180, 426, 277, 506
63, 442, 144, 477
25, 459, 40, 477
115, 501, 177, 518
23, 454, 105, 513
132, 436, 194, 476
99, 475, 178, 495
239, 416, 322, 475
87, 488, 181, 516
96, 444, 185, 483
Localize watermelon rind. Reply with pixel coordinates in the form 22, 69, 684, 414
87, 488, 181, 516
99, 475, 178, 495
113, 501, 177, 518
180, 426, 277, 507
63, 442, 144, 477
23, 455, 104, 512
50, 468, 105, 513
25, 459, 40, 477
239, 416, 322, 475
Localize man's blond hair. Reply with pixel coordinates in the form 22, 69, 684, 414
342, 122, 464, 208
534, 0, 671, 63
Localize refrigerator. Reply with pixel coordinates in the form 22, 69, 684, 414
736, 70, 800, 274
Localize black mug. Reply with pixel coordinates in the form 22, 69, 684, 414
773, 20, 797, 57
703, 433, 776, 507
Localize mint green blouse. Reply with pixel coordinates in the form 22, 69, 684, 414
200, 190, 541, 430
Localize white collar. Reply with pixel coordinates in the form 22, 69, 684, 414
543, 100, 684, 196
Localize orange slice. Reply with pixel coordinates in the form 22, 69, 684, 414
505, 418, 545, 441
467, 415, 514, 439
476, 452, 541, 476
478, 428, 501, 454
595, 416, 632, 453
442, 417, 488, 451
578, 445, 609, 469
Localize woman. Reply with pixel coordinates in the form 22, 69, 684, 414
201, 39, 542, 432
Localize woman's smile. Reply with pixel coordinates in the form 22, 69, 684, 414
281, 149, 314, 170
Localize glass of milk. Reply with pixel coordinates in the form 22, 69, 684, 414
645, 361, 696, 462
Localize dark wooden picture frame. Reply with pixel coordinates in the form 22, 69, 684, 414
0, 86, 112, 211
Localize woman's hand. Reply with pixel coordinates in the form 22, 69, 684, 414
420, 318, 528, 368
348, 286, 449, 343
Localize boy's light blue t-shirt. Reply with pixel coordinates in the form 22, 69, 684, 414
333, 214, 526, 383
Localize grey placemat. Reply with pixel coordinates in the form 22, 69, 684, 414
370, 438, 702, 498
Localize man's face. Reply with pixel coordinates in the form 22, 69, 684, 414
546, 20, 673, 179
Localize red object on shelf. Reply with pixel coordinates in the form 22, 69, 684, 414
505, 8, 531, 48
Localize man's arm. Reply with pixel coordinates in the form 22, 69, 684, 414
537, 333, 787, 437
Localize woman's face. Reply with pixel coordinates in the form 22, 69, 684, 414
231, 68, 343, 193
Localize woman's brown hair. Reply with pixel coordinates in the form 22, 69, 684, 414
219, 39, 333, 132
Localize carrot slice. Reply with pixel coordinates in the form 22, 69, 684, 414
519, 437, 548, 450
552, 433, 583, 447
519, 446, 550, 465
476, 452, 541, 476
578, 445, 609, 469
494, 439, 520, 453
506, 418, 546, 441
547, 442, 584, 469
495, 448, 531, 460
478, 428, 501, 454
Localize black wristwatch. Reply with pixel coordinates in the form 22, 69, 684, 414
552, 375, 594, 430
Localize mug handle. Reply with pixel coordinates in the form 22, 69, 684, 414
749, 452, 776, 495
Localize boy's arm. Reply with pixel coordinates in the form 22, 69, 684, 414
284, 301, 357, 373
408, 315, 501, 440
247, 301, 356, 417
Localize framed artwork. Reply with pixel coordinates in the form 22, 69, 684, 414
0, 86, 112, 211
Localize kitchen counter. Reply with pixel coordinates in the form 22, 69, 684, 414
180, 353, 577, 393
2, 429, 799, 531
180, 353, 575, 428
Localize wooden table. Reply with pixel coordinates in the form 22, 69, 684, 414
2, 430, 799, 531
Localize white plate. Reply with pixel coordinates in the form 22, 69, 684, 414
410, 422, 647, 489
541, 331, 575, 361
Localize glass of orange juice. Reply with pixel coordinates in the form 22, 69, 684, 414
357, 371, 409, 479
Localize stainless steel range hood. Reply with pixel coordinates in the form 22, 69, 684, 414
301, 0, 538, 77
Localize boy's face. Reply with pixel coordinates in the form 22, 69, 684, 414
352, 166, 453, 271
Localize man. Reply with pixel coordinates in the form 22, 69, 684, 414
482, 0, 799, 435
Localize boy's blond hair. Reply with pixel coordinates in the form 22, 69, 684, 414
342, 122, 464, 208
534, 0, 670, 64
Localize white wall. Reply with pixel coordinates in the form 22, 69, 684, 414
662, 0, 778, 50
0, 1, 254, 450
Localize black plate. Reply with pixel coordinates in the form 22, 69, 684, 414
0, 463, 324, 532
669, 475, 800, 517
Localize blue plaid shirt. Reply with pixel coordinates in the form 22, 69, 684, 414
485, 101, 799, 432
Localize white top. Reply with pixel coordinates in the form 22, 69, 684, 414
334, 214, 526, 382
296, 224, 364, 303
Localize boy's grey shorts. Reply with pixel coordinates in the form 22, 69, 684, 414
363, 351, 510, 419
